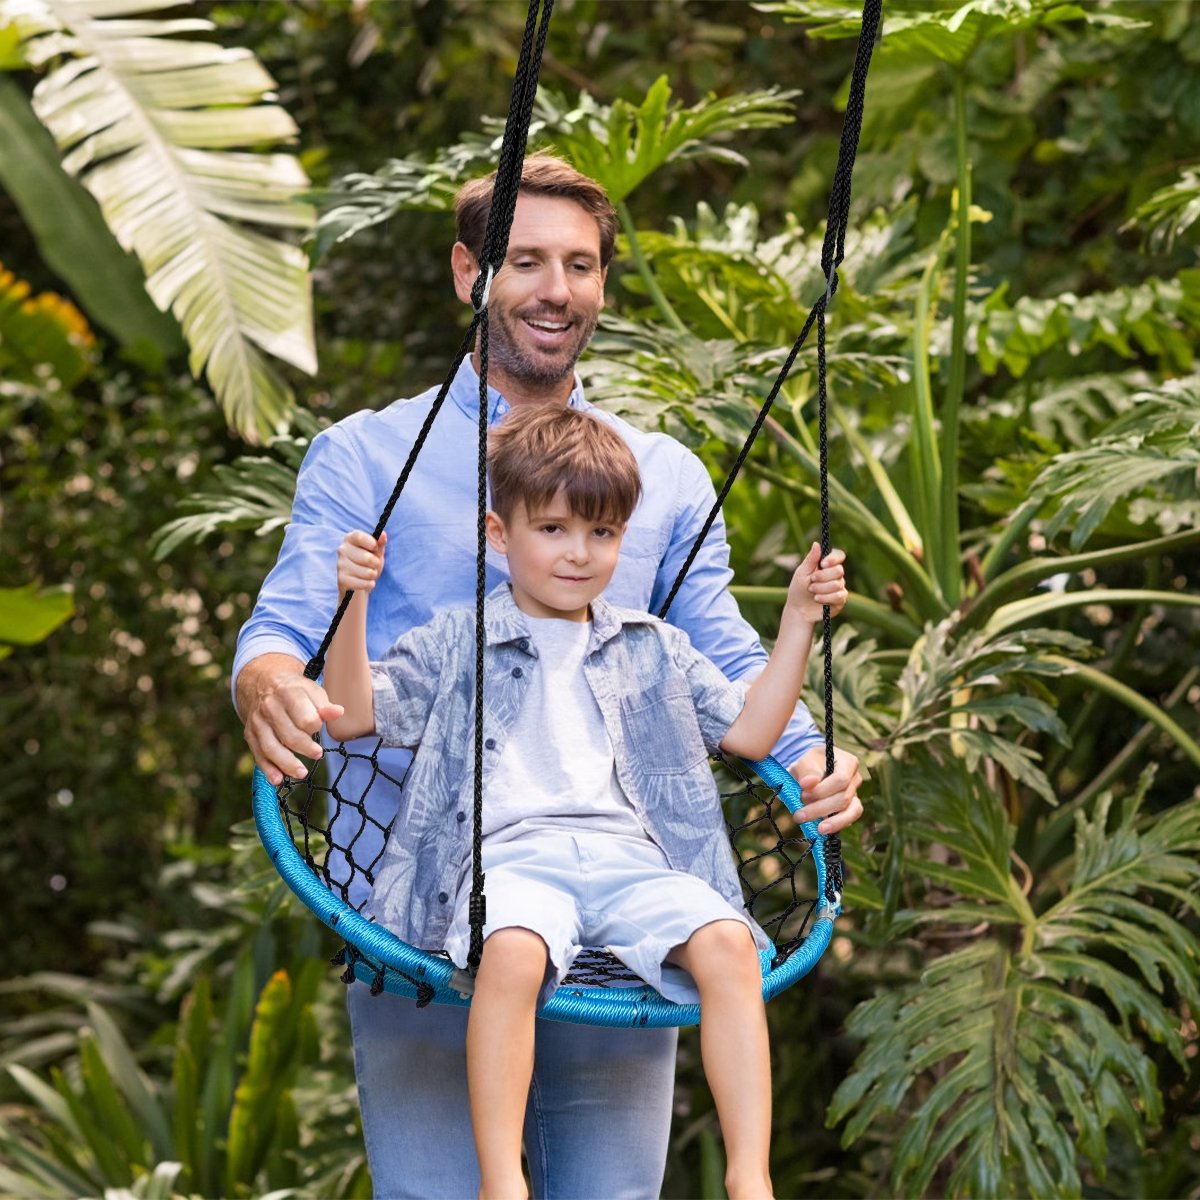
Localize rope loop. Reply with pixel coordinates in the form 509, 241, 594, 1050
472, 263, 496, 314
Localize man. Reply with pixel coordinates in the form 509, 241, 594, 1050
235, 153, 863, 1199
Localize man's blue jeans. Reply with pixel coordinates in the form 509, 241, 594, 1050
347, 985, 678, 1199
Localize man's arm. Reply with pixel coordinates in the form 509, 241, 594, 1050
234, 423, 372, 784
656, 451, 864, 834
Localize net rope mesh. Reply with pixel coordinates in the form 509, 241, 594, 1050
277, 744, 819, 996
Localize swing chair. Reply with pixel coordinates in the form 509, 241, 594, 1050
253, 0, 882, 1029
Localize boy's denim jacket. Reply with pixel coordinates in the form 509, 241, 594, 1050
365, 584, 768, 953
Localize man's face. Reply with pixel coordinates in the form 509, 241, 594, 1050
453, 193, 607, 401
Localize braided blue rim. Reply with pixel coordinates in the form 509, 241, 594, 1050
253, 754, 839, 1028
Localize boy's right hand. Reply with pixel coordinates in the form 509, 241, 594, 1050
338, 530, 387, 593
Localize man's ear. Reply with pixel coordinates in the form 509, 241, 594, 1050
485, 511, 508, 555
451, 242, 480, 306
599, 264, 608, 312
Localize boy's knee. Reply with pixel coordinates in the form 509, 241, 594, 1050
479, 926, 549, 991
681, 920, 759, 979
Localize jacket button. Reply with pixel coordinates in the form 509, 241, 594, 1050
512, 667, 523, 678
456, 811, 466, 822
438, 892, 449, 903
484, 737, 496, 749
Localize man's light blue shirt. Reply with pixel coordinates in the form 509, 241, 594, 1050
234, 358, 822, 907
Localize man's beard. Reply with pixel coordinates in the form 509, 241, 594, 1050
487, 303, 600, 391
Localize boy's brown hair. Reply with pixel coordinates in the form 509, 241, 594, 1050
455, 153, 618, 268
488, 405, 642, 527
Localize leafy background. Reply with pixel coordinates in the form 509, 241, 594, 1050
2, 1, 1198, 1197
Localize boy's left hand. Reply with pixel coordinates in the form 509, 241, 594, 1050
787, 543, 848, 623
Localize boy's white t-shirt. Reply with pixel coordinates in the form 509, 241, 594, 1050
482, 614, 651, 845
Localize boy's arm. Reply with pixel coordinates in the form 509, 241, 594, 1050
324, 531, 388, 741
720, 544, 847, 761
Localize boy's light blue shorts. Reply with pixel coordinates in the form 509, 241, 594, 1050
443, 829, 762, 1005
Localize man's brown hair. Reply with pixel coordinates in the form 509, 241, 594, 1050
488, 405, 642, 527
455, 153, 618, 268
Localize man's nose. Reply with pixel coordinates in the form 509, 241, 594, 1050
539, 262, 572, 306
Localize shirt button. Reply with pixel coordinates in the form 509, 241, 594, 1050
512, 667, 523, 678
484, 737, 496, 749
518, 638, 529, 651
438, 892, 449, 903
456, 811, 466, 823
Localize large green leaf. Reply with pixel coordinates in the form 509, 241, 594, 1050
761, 0, 1146, 66
534, 77, 797, 205
0, 73, 181, 361
829, 768, 1200, 1197
0, 582, 73, 661
3, 0, 316, 441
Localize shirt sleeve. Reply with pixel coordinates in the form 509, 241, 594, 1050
232, 423, 371, 705
651, 446, 823, 765
369, 614, 447, 749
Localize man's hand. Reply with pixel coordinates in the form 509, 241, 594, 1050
788, 743, 863, 835
236, 653, 344, 786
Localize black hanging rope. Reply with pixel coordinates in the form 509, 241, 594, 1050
294, 0, 555, 977
657, 0, 881, 904
467, 0, 555, 975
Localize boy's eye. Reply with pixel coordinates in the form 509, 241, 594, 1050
540, 523, 561, 533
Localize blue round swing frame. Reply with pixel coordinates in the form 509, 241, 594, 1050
253, 754, 840, 1029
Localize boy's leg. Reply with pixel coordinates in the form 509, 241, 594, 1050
668, 921, 773, 1200
469, 926, 551, 1199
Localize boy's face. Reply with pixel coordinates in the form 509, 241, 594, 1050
485, 491, 625, 622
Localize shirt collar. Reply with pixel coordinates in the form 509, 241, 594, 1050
484, 583, 639, 654
450, 356, 590, 423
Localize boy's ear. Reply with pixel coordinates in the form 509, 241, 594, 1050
451, 242, 480, 306
485, 511, 508, 554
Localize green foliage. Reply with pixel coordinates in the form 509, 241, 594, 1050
1130, 168, 1200, 254
0, 583, 73, 662
0, 259, 93, 388
829, 770, 1200, 1198
150, 411, 322, 561
0, 957, 355, 1199
5, 1, 1200, 1196
1, 0, 316, 441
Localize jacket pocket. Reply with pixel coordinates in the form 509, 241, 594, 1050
619, 680, 709, 776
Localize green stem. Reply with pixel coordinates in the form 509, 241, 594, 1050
963, 527, 1200, 632
939, 71, 970, 608
1044, 656, 1200, 771
979, 497, 1040, 583
730, 587, 921, 643
617, 200, 686, 334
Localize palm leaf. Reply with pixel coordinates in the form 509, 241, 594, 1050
1129, 167, 1200, 253
830, 768, 1200, 1197
3, 0, 316, 442
1028, 376, 1200, 548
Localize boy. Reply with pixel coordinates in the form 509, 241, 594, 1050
323, 405, 847, 1200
